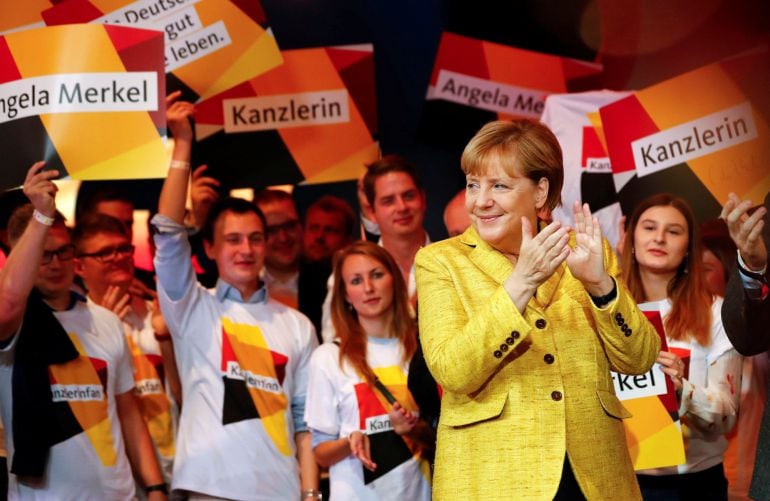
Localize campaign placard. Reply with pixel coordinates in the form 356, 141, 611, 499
42, 0, 282, 102
0, 0, 49, 34
0, 23, 168, 191
541, 91, 631, 249
194, 44, 378, 188
613, 304, 686, 470
418, 32, 602, 152
600, 48, 770, 221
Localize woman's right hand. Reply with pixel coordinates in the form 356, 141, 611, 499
510, 218, 570, 291
657, 351, 685, 391
348, 431, 377, 472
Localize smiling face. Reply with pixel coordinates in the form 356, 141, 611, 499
259, 198, 302, 273
204, 210, 266, 296
341, 253, 395, 323
465, 153, 548, 256
633, 205, 689, 277
36, 224, 76, 303
75, 231, 135, 296
371, 172, 426, 240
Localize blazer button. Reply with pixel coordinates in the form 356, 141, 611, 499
511, 331, 520, 339
615, 312, 623, 322
494, 350, 503, 359
500, 344, 509, 352
505, 337, 515, 345
621, 324, 629, 333
625, 329, 633, 337
544, 354, 555, 364
535, 319, 547, 329
551, 391, 562, 401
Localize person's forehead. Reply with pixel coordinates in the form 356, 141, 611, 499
306, 208, 344, 226
79, 231, 129, 250
374, 171, 419, 198
44, 225, 71, 249
258, 198, 298, 219
215, 210, 264, 234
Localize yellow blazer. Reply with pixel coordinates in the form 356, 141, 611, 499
415, 227, 660, 500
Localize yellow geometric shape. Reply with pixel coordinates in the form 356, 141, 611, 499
301, 142, 377, 185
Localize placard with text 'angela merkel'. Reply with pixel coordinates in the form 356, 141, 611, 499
194, 44, 378, 188
41, 0, 282, 102
419, 32, 602, 153
0, 23, 168, 191
612, 305, 686, 471
600, 48, 770, 221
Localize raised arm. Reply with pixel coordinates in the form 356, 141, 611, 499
157, 91, 195, 223
0, 163, 58, 340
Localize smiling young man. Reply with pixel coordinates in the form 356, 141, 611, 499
72, 214, 179, 482
0, 164, 165, 500
152, 94, 319, 500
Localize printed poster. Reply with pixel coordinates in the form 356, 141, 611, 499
613, 305, 686, 470
0, 0, 49, 34
600, 48, 770, 221
541, 91, 630, 248
419, 32, 602, 152
194, 44, 378, 188
0, 23, 168, 191
42, 0, 283, 102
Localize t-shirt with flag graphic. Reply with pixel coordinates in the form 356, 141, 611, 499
156, 278, 317, 500
306, 337, 432, 501
119, 303, 177, 481
0, 301, 136, 500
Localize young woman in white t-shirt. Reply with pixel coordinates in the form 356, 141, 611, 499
305, 241, 432, 500
620, 193, 742, 500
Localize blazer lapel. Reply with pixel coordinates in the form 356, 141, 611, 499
462, 227, 513, 285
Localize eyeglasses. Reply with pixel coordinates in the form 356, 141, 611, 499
78, 243, 135, 263
266, 219, 301, 236
41, 244, 76, 265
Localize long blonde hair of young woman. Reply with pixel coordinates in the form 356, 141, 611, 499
620, 193, 712, 345
330, 241, 417, 382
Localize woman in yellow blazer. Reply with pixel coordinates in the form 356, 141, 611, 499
415, 119, 661, 500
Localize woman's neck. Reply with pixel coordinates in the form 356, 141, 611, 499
358, 314, 393, 339
639, 268, 676, 301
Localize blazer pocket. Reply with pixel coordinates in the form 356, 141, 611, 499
596, 390, 632, 419
440, 394, 508, 428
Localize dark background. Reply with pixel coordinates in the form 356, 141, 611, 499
76, 0, 770, 240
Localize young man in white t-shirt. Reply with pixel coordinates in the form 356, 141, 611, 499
152, 93, 319, 500
0, 163, 166, 500
73, 214, 180, 480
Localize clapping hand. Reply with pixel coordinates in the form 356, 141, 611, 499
510, 217, 570, 291
721, 193, 767, 272
566, 201, 613, 296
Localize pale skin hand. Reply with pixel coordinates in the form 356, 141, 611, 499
166, 91, 194, 143
128, 278, 156, 301
348, 431, 377, 471
616, 215, 626, 257
566, 201, 614, 296
23, 161, 59, 217
721, 192, 767, 271
190, 165, 220, 229
388, 402, 418, 436
657, 350, 685, 391
99, 285, 132, 320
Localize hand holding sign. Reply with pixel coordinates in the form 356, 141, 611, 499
657, 350, 686, 391
22, 162, 59, 218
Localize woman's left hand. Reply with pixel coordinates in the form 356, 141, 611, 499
566, 201, 613, 295
657, 351, 685, 391
388, 402, 418, 436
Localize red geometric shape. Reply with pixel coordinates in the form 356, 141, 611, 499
104, 24, 163, 53
196, 81, 256, 125
326, 46, 372, 72
0, 37, 22, 84
42, 0, 103, 25
429, 32, 490, 85
600, 94, 661, 174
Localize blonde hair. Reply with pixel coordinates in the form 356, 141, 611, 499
461, 119, 564, 212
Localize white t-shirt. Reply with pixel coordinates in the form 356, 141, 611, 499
640, 296, 743, 475
120, 303, 177, 481
305, 338, 431, 501
0, 300, 136, 500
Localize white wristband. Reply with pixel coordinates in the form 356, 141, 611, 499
169, 159, 190, 170
33, 209, 55, 226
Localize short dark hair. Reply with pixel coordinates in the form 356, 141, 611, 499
253, 189, 295, 209
362, 154, 422, 206
306, 195, 356, 237
72, 214, 130, 252
76, 186, 134, 222
200, 197, 267, 243
7, 204, 67, 246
